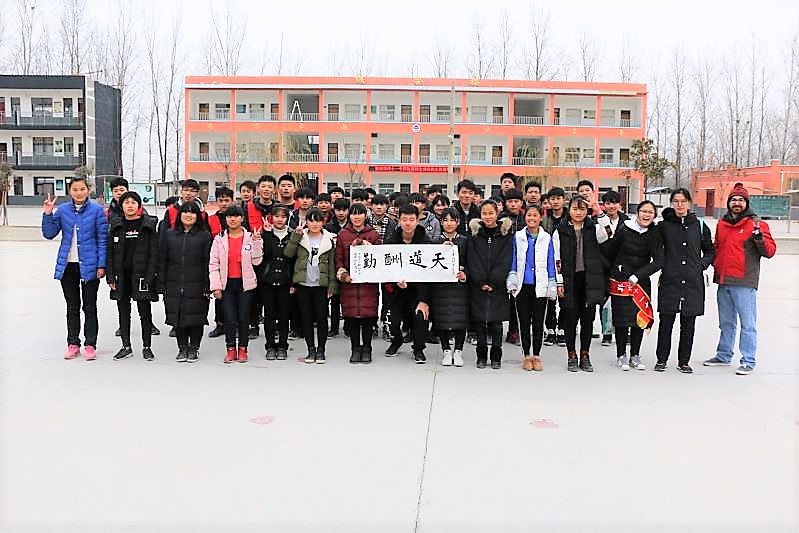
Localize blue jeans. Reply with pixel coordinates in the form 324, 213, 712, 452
715, 285, 758, 367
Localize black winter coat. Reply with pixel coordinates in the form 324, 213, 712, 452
106, 214, 160, 302
383, 224, 431, 304
430, 233, 469, 331
604, 220, 663, 327
259, 229, 294, 286
160, 227, 212, 327
465, 218, 514, 323
658, 208, 715, 316
452, 201, 480, 235
558, 219, 609, 309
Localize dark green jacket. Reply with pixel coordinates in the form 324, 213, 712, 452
283, 229, 339, 294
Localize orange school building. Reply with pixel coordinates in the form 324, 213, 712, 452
184, 75, 647, 203
691, 159, 799, 217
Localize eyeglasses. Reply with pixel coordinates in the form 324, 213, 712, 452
671, 199, 690, 205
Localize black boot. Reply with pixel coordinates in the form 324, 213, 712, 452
208, 324, 224, 338
361, 346, 372, 364
350, 346, 361, 364
567, 351, 578, 372
579, 350, 593, 372
176, 345, 189, 362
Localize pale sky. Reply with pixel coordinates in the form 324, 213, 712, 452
87, 0, 799, 82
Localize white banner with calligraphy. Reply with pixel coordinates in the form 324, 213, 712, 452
350, 244, 460, 283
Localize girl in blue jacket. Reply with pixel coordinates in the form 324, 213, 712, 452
41, 177, 108, 360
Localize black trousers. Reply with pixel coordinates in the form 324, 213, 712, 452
222, 278, 253, 348
474, 321, 503, 362
615, 326, 644, 358
117, 297, 153, 348
507, 296, 519, 334
330, 294, 341, 332
214, 298, 225, 326
656, 313, 697, 365
176, 325, 203, 349
562, 272, 597, 353
516, 285, 548, 356
262, 284, 291, 349
439, 329, 466, 351
60, 262, 99, 347
545, 298, 561, 332
389, 291, 427, 350
346, 317, 376, 351
296, 285, 329, 351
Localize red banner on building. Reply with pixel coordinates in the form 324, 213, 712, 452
370, 165, 459, 173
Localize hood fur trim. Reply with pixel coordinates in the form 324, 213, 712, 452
469, 217, 513, 236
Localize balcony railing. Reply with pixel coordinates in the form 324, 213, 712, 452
599, 160, 633, 168
285, 153, 319, 162
470, 114, 489, 123
378, 113, 396, 121
492, 116, 505, 124
237, 153, 275, 163
605, 118, 641, 128
491, 156, 504, 165
0, 114, 84, 129
287, 112, 319, 122
400, 114, 413, 122
236, 111, 272, 121
10, 153, 83, 169
400, 155, 412, 163
419, 155, 430, 163
512, 156, 545, 166
513, 115, 545, 125
191, 110, 232, 121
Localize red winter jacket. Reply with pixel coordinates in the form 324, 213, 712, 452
713, 210, 776, 289
335, 224, 381, 319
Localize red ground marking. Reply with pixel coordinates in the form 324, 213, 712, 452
529, 419, 559, 429
250, 416, 275, 425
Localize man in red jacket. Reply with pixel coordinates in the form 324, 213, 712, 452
704, 183, 777, 375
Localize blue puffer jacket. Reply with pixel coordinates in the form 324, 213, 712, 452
42, 200, 108, 280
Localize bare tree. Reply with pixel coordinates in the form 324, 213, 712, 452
671, 48, 690, 186
59, 0, 87, 74
755, 65, 770, 165
465, 12, 494, 79
349, 31, 375, 77
577, 29, 600, 82
13, 0, 39, 75
145, 12, 182, 183
780, 33, 798, 162
522, 1, 554, 80
618, 34, 638, 83
204, 0, 247, 76
496, 8, 513, 79
327, 39, 346, 76
693, 53, 715, 170
722, 52, 743, 165
429, 34, 454, 78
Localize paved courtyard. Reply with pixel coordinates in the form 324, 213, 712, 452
1, 233, 797, 532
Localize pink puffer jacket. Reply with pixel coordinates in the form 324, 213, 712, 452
209, 230, 264, 291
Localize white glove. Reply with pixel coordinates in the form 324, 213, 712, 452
628, 274, 639, 284
506, 272, 520, 293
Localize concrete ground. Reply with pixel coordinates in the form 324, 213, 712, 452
0, 222, 798, 532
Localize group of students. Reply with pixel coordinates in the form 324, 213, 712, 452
41, 171, 776, 374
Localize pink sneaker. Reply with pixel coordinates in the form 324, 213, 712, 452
64, 344, 80, 359
84, 346, 97, 361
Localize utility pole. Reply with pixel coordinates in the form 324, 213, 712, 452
447, 83, 455, 195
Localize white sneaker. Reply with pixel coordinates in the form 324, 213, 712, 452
629, 355, 646, 370
617, 355, 630, 371
452, 349, 464, 367
441, 349, 453, 366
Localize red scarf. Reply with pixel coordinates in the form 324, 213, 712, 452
609, 279, 654, 330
